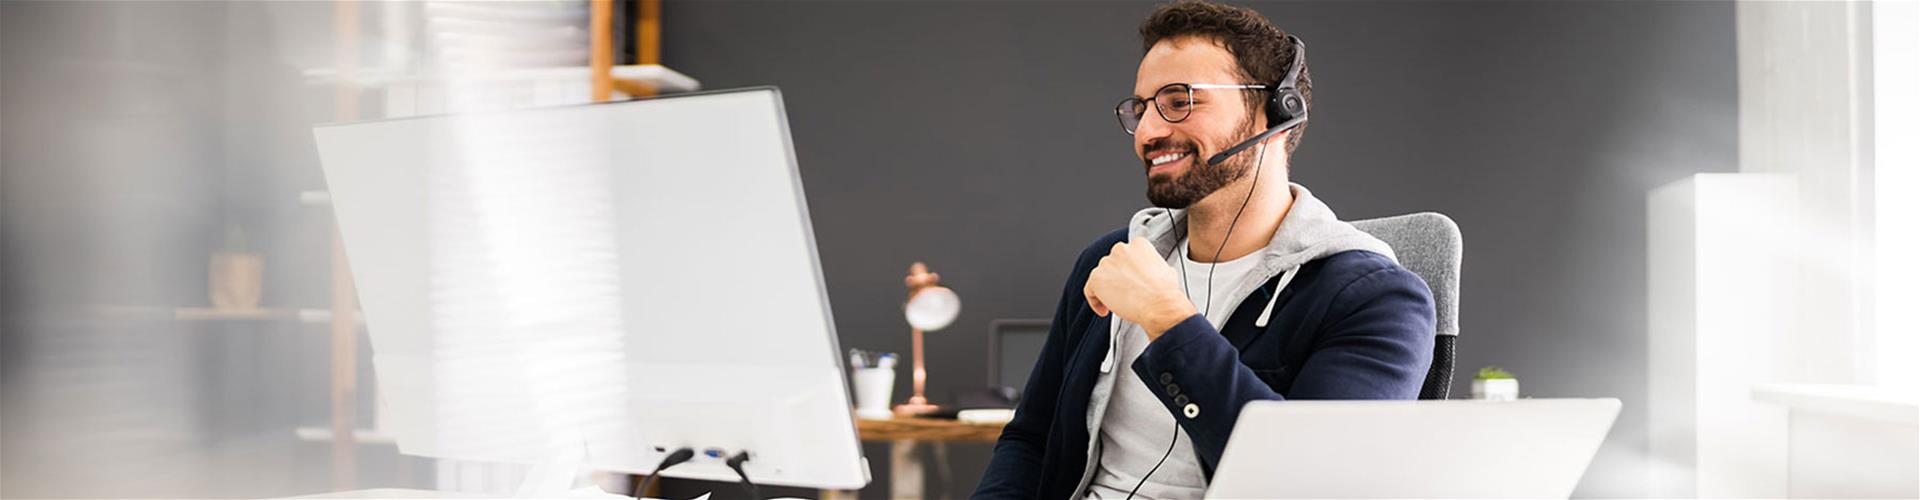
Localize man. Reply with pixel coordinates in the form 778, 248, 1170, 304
971, 1, 1436, 498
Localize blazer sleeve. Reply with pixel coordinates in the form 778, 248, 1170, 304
1129, 264, 1436, 472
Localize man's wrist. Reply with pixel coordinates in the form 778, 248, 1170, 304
1142, 294, 1197, 340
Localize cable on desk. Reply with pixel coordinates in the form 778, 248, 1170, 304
635, 447, 694, 499
725, 450, 761, 500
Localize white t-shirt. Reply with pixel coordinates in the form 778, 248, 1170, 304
1085, 240, 1264, 499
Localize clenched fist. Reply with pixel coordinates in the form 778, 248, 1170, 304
1084, 238, 1199, 340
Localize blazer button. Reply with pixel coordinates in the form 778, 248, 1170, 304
1165, 383, 1181, 396
1158, 372, 1174, 384
1173, 394, 1190, 406
1183, 403, 1200, 419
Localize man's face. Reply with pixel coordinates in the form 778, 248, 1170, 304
1133, 36, 1265, 209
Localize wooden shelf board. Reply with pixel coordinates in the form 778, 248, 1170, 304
85, 306, 362, 325
302, 64, 699, 93
295, 426, 396, 445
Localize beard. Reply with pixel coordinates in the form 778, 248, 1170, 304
1144, 120, 1259, 209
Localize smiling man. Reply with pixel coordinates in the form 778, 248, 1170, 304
971, 1, 1436, 498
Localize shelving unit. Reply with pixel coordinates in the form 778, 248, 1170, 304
58, 0, 696, 495
306, 0, 691, 492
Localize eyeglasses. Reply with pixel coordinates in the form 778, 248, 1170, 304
1115, 83, 1270, 135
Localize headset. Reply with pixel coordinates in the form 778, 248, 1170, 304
1124, 34, 1308, 500
1204, 34, 1309, 167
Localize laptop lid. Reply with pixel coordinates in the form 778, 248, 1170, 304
1206, 398, 1620, 499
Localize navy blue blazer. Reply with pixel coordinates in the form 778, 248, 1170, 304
972, 228, 1436, 499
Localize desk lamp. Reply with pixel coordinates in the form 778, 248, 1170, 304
895, 262, 959, 416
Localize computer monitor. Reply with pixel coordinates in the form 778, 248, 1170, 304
312, 87, 868, 490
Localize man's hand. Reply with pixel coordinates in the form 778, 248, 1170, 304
1084, 238, 1198, 340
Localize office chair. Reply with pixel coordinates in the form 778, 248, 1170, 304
1351, 212, 1462, 400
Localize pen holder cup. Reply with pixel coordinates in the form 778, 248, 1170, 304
853, 367, 896, 419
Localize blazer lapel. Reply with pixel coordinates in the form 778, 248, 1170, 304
1061, 314, 1111, 396
1222, 273, 1292, 352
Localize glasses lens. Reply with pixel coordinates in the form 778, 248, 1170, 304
1155, 84, 1194, 123
1116, 97, 1146, 134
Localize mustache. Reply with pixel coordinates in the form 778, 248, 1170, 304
1141, 138, 1203, 167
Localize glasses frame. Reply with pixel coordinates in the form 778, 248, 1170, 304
1115, 83, 1270, 135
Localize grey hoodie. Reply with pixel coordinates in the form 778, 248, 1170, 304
1070, 182, 1397, 498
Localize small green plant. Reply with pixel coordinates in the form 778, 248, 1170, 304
1476, 366, 1516, 380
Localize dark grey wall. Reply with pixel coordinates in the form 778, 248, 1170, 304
662, 1, 1735, 497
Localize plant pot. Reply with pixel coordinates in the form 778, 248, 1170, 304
1472, 378, 1519, 401
209, 252, 264, 310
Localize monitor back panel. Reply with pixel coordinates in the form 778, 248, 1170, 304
313, 88, 865, 489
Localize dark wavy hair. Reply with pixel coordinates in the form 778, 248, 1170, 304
1140, 0, 1310, 156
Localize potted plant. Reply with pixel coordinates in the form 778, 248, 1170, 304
1472, 366, 1519, 401
209, 224, 264, 310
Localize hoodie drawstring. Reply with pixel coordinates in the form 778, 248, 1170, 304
1105, 263, 1301, 374
1254, 266, 1301, 328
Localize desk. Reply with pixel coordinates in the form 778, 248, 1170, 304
855, 417, 1006, 498
306, 418, 1010, 499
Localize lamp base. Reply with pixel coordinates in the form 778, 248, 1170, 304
893, 402, 942, 417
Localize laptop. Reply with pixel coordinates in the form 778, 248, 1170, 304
1205, 398, 1620, 499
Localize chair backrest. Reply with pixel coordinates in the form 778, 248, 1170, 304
1351, 212, 1461, 400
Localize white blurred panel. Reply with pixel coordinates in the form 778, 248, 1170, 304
1873, 0, 1920, 393
313, 88, 865, 490
1647, 174, 1795, 497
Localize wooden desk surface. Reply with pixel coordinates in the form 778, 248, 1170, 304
857, 416, 1006, 443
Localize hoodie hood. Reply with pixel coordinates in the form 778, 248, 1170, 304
1126, 182, 1395, 304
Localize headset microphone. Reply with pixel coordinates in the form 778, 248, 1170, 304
1204, 114, 1305, 166
1204, 34, 1310, 167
